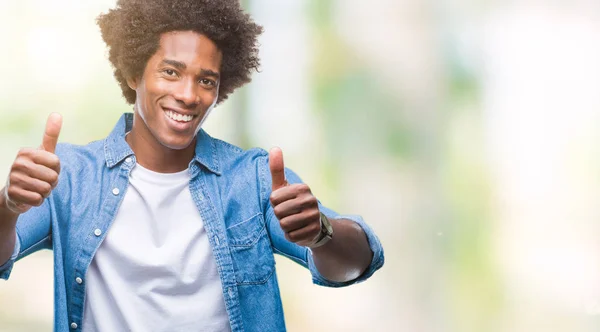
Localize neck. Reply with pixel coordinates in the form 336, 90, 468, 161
126, 115, 195, 174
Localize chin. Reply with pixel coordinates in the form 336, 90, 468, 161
159, 135, 196, 150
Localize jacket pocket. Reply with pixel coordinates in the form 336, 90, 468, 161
226, 213, 275, 285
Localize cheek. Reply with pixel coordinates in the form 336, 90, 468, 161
135, 80, 164, 122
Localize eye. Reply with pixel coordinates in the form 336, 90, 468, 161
199, 78, 215, 86
163, 69, 177, 76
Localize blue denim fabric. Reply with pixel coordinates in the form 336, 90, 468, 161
0, 113, 384, 331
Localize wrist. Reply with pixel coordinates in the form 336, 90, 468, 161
0, 187, 22, 219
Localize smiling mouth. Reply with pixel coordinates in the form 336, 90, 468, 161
164, 108, 196, 123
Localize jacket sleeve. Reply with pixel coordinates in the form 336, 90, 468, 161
0, 199, 52, 280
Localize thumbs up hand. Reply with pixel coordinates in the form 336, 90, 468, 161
269, 147, 322, 247
2, 113, 62, 215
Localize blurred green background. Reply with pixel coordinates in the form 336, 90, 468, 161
1, 0, 600, 331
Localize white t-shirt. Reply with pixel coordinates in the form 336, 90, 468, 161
82, 163, 230, 332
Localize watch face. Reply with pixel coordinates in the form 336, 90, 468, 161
321, 214, 334, 235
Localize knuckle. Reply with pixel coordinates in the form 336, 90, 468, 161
312, 221, 321, 234
279, 218, 290, 231
293, 184, 305, 195
17, 148, 31, 157
32, 195, 44, 207
12, 157, 26, 171
50, 155, 61, 169
286, 231, 298, 242
273, 205, 283, 218
308, 209, 320, 220
8, 171, 18, 183
6, 186, 19, 199
302, 195, 317, 208
40, 182, 52, 195
49, 172, 59, 185
284, 233, 293, 242
8, 172, 24, 187
279, 222, 287, 232
298, 183, 310, 193
19, 159, 33, 173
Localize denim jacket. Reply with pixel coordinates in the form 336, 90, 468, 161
0, 113, 384, 331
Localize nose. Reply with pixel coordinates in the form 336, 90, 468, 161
173, 78, 199, 107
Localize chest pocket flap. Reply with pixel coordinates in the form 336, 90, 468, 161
226, 212, 275, 285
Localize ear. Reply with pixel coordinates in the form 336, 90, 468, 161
125, 76, 138, 91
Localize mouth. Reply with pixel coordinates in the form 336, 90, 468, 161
163, 107, 197, 123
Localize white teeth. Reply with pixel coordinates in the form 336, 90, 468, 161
166, 110, 193, 122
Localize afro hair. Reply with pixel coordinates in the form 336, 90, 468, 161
97, 0, 263, 105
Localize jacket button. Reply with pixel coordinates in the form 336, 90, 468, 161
112, 188, 120, 195
70, 322, 78, 329
75, 277, 83, 284
94, 229, 102, 237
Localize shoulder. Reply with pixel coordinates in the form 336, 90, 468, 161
205, 136, 276, 211
207, 134, 305, 184
50, 140, 107, 202
209, 135, 269, 170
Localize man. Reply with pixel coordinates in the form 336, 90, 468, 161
0, 0, 384, 331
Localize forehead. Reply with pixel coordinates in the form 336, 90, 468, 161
153, 31, 222, 70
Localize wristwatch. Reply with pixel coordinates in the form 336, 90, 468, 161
309, 212, 334, 248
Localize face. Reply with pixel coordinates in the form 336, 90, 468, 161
128, 31, 222, 150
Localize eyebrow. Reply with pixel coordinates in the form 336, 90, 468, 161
160, 59, 220, 79
199, 68, 220, 79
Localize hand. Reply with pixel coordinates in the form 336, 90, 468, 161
269, 147, 321, 247
2, 113, 62, 215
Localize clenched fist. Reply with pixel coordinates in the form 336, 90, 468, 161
2, 113, 62, 214
269, 147, 322, 247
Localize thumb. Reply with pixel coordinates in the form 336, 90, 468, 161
41, 113, 62, 154
269, 147, 287, 190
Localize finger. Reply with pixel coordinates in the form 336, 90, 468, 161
285, 221, 321, 245
15, 161, 60, 184
41, 113, 62, 153
10, 173, 52, 198
30, 151, 61, 174
269, 147, 287, 191
6, 186, 44, 207
279, 208, 320, 233
273, 194, 318, 220
270, 186, 297, 207
280, 214, 311, 234
16, 149, 60, 173
270, 183, 311, 207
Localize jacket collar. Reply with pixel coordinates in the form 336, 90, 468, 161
103, 113, 221, 175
